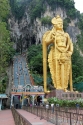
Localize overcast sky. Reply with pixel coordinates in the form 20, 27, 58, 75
74, 0, 83, 13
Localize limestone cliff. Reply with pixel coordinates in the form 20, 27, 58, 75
9, 2, 81, 52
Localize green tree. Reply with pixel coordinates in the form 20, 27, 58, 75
41, 16, 51, 26
76, 34, 83, 52
78, 14, 83, 31
73, 82, 83, 92
29, 0, 45, 21
0, 76, 8, 93
0, 0, 15, 75
10, 0, 32, 20
0, 22, 15, 74
27, 44, 43, 74
63, 18, 71, 31
0, 0, 10, 21
72, 43, 83, 82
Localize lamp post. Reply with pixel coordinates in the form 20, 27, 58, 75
76, 103, 79, 114
0, 98, 2, 110
55, 103, 59, 125
46, 103, 49, 121
46, 103, 49, 109
76, 103, 80, 122
51, 103, 54, 113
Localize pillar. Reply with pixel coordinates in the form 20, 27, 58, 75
0, 99, 2, 110
22, 98, 24, 108
10, 95, 14, 108
32, 95, 35, 106
41, 95, 44, 105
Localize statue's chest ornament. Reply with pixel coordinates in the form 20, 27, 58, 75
56, 31, 67, 42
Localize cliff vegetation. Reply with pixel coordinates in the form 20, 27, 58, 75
0, 0, 15, 93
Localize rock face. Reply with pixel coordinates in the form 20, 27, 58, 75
8, 5, 81, 51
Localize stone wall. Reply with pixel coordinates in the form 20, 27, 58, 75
47, 89, 83, 100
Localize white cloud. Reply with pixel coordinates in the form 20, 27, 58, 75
74, 0, 83, 13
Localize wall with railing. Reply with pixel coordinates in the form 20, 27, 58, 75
23, 106, 83, 125
11, 107, 31, 125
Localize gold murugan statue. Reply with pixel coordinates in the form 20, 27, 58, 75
42, 15, 73, 93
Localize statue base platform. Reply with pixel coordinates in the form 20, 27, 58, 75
46, 89, 83, 100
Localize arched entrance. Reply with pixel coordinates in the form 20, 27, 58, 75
13, 95, 21, 109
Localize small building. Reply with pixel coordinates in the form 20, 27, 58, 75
0, 94, 8, 110
11, 84, 45, 108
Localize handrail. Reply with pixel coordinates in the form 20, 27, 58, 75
23, 106, 83, 125
11, 107, 32, 125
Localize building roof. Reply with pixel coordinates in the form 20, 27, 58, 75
0, 94, 8, 99
11, 92, 45, 95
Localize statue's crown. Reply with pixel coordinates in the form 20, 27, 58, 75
51, 15, 63, 24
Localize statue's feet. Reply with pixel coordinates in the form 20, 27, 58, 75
56, 87, 63, 90
44, 90, 50, 93
64, 89, 69, 92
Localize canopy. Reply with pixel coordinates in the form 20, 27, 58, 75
0, 94, 8, 99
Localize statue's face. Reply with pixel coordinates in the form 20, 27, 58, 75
55, 21, 63, 30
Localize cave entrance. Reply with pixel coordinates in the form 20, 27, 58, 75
31, 35, 36, 44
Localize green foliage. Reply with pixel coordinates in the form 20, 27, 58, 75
0, 22, 15, 73
41, 16, 52, 26
76, 34, 83, 52
72, 43, 83, 82
32, 74, 43, 86
63, 18, 71, 31
74, 76, 83, 84
78, 14, 83, 31
27, 44, 43, 74
10, 0, 81, 23
32, 74, 52, 86
27, 44, 53, 86
48, 97, 83, 107
0, 76, 8, 93
73, 82, 83, 92
46, 0, 77, 19
29, 0, 77, 21
29, 0, 45, 21
73, 76, 83, 92
10, 0, 31, 20
47, 0, 57, 10
0, 0, 15, 77
0, 0, 10, 21
67, 8, 76, 19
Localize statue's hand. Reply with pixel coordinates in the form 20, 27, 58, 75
66, 52, 72, 57
50, 31, 56, 40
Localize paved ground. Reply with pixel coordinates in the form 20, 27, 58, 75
0, 110, 15, 125
0, 109, 54, 125
17, 109, 54, 125
0, 109, 81, 125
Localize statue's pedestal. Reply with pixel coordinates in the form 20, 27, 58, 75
46, 89, 83, 100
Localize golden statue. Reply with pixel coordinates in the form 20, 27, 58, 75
42, 15, 73, 93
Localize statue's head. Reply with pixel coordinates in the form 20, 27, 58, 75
51, 15, 63, 30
